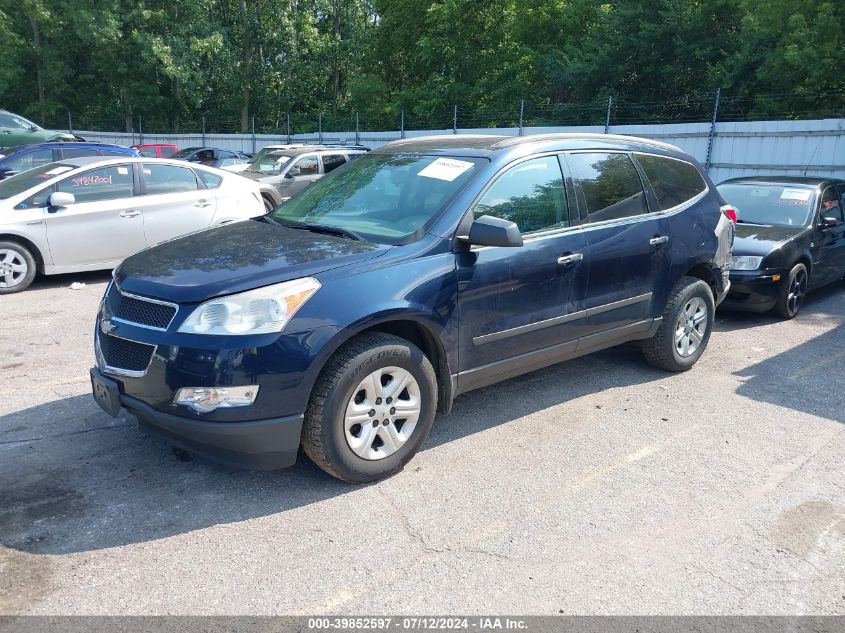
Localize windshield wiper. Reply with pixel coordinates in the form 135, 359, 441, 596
272, 218, 363, 241
735, 219, 766, 225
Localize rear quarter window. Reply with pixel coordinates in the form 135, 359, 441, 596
636, 154, 707, 210
197, 170, 223, 188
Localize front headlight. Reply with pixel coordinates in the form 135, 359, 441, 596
730, 255, 763, 271
178, 277, 321, 335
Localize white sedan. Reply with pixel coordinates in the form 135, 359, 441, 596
0, 156, 265, 292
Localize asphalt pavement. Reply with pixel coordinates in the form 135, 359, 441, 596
1, 271, 843, 615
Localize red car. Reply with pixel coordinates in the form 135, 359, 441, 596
132, 143, 178, 158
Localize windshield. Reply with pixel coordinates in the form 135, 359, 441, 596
717, 183, 815, 227
0, 163, 75, 200
0, 112, 38, 130
246, 149, 294, 174
270, 153, 486, 244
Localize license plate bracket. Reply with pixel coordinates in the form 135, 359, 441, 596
90, 368, 121, 418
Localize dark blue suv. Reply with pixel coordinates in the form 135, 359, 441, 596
90, 134, 734, 482
0, 142, 139, 180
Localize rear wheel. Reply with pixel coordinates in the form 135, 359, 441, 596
773, 262, 808, 319
0, 241, 37, 294
262, 195, 275, 212
301, 333, 437, 483
642, 277, 715, 372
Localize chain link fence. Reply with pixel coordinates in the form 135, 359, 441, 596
33, 89, 845, 139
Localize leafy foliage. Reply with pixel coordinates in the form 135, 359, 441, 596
0, 0, 842, 132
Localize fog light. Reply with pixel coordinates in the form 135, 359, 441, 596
174, 386, 259, 413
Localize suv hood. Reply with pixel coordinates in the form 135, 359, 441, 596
732, 224, 807, 257
116, 219, 389, 303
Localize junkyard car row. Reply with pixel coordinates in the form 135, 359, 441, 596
0, 132, 842, 482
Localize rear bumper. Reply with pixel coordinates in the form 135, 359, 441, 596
720, 269, 786, 313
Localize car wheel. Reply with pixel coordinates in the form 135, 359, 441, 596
263, 195, 275, 212
773, 262, 808, 319
301, 332, 438, 483
642, 277, 715, 372
0, 241, 37, 294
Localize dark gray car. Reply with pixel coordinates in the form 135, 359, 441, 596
240, 147, 367, 210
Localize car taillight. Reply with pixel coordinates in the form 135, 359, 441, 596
251, 192, 261, 204
721, 204, 738, 224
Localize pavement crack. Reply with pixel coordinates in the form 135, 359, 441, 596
0, 421, 130, 447
377, 487, 453, 554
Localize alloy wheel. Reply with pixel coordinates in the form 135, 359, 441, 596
0, 249, 28, 289
787, 268, 807, 315
674, 296, 708, 358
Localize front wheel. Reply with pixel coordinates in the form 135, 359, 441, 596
301, 333, 438, 483
772, 262, 808, 319
642, 277, 715, 372
0, 241, 37, 294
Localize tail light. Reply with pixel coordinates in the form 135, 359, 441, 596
251, 192, 261, 204
720, 204, 738, 224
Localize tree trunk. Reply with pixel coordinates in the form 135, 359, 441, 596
238, 0, 253, 132
120, 88, 133, 133
27, 10, 46, 124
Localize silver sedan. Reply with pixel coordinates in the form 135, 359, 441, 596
0, 156, 265, 292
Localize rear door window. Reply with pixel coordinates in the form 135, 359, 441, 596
55, 165, 135, 203
474, 155, 568, 234
636, 154, 707, 209
141, 163, 200, 195
568, 152, 648, 223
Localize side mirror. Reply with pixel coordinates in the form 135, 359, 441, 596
48, 191, 75, 211
285, 167, 301, 179
463, 215, 523, 248
820, 216, 842, 228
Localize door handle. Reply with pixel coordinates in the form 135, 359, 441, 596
649, 235, 670, 246
194, 200, 212, 208
119, 210, 140, 218
557, 253, 584, 266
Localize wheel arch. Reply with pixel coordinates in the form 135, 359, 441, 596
310, 313, 455, 415
684, 262, 717, 298
0, 232, 46, 274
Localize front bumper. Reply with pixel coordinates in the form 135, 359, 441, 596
720, 268, 786, 313
91, 367, 303, 469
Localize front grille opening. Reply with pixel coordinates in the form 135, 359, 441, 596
107, 284, 176, 329
100, 333, 155, 373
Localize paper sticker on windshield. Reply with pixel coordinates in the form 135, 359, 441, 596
780, 188, 811, 202
117, 167, 129, 175
417, 158, 474, 182
45, 166, 73, 176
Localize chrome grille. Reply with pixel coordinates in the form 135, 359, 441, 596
99, 332, 156, 373
107, 283, 177, 330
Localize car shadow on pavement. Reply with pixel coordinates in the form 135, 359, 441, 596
26, 270, 112, 292
0, 344, 665, 556
732, 319, 845, 425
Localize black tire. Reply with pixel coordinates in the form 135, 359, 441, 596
262, 196, 275, 212
772, 262, 808, 319
642, 277, 715, 372
301, 332, 438, 483
0, 240, 37, 294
